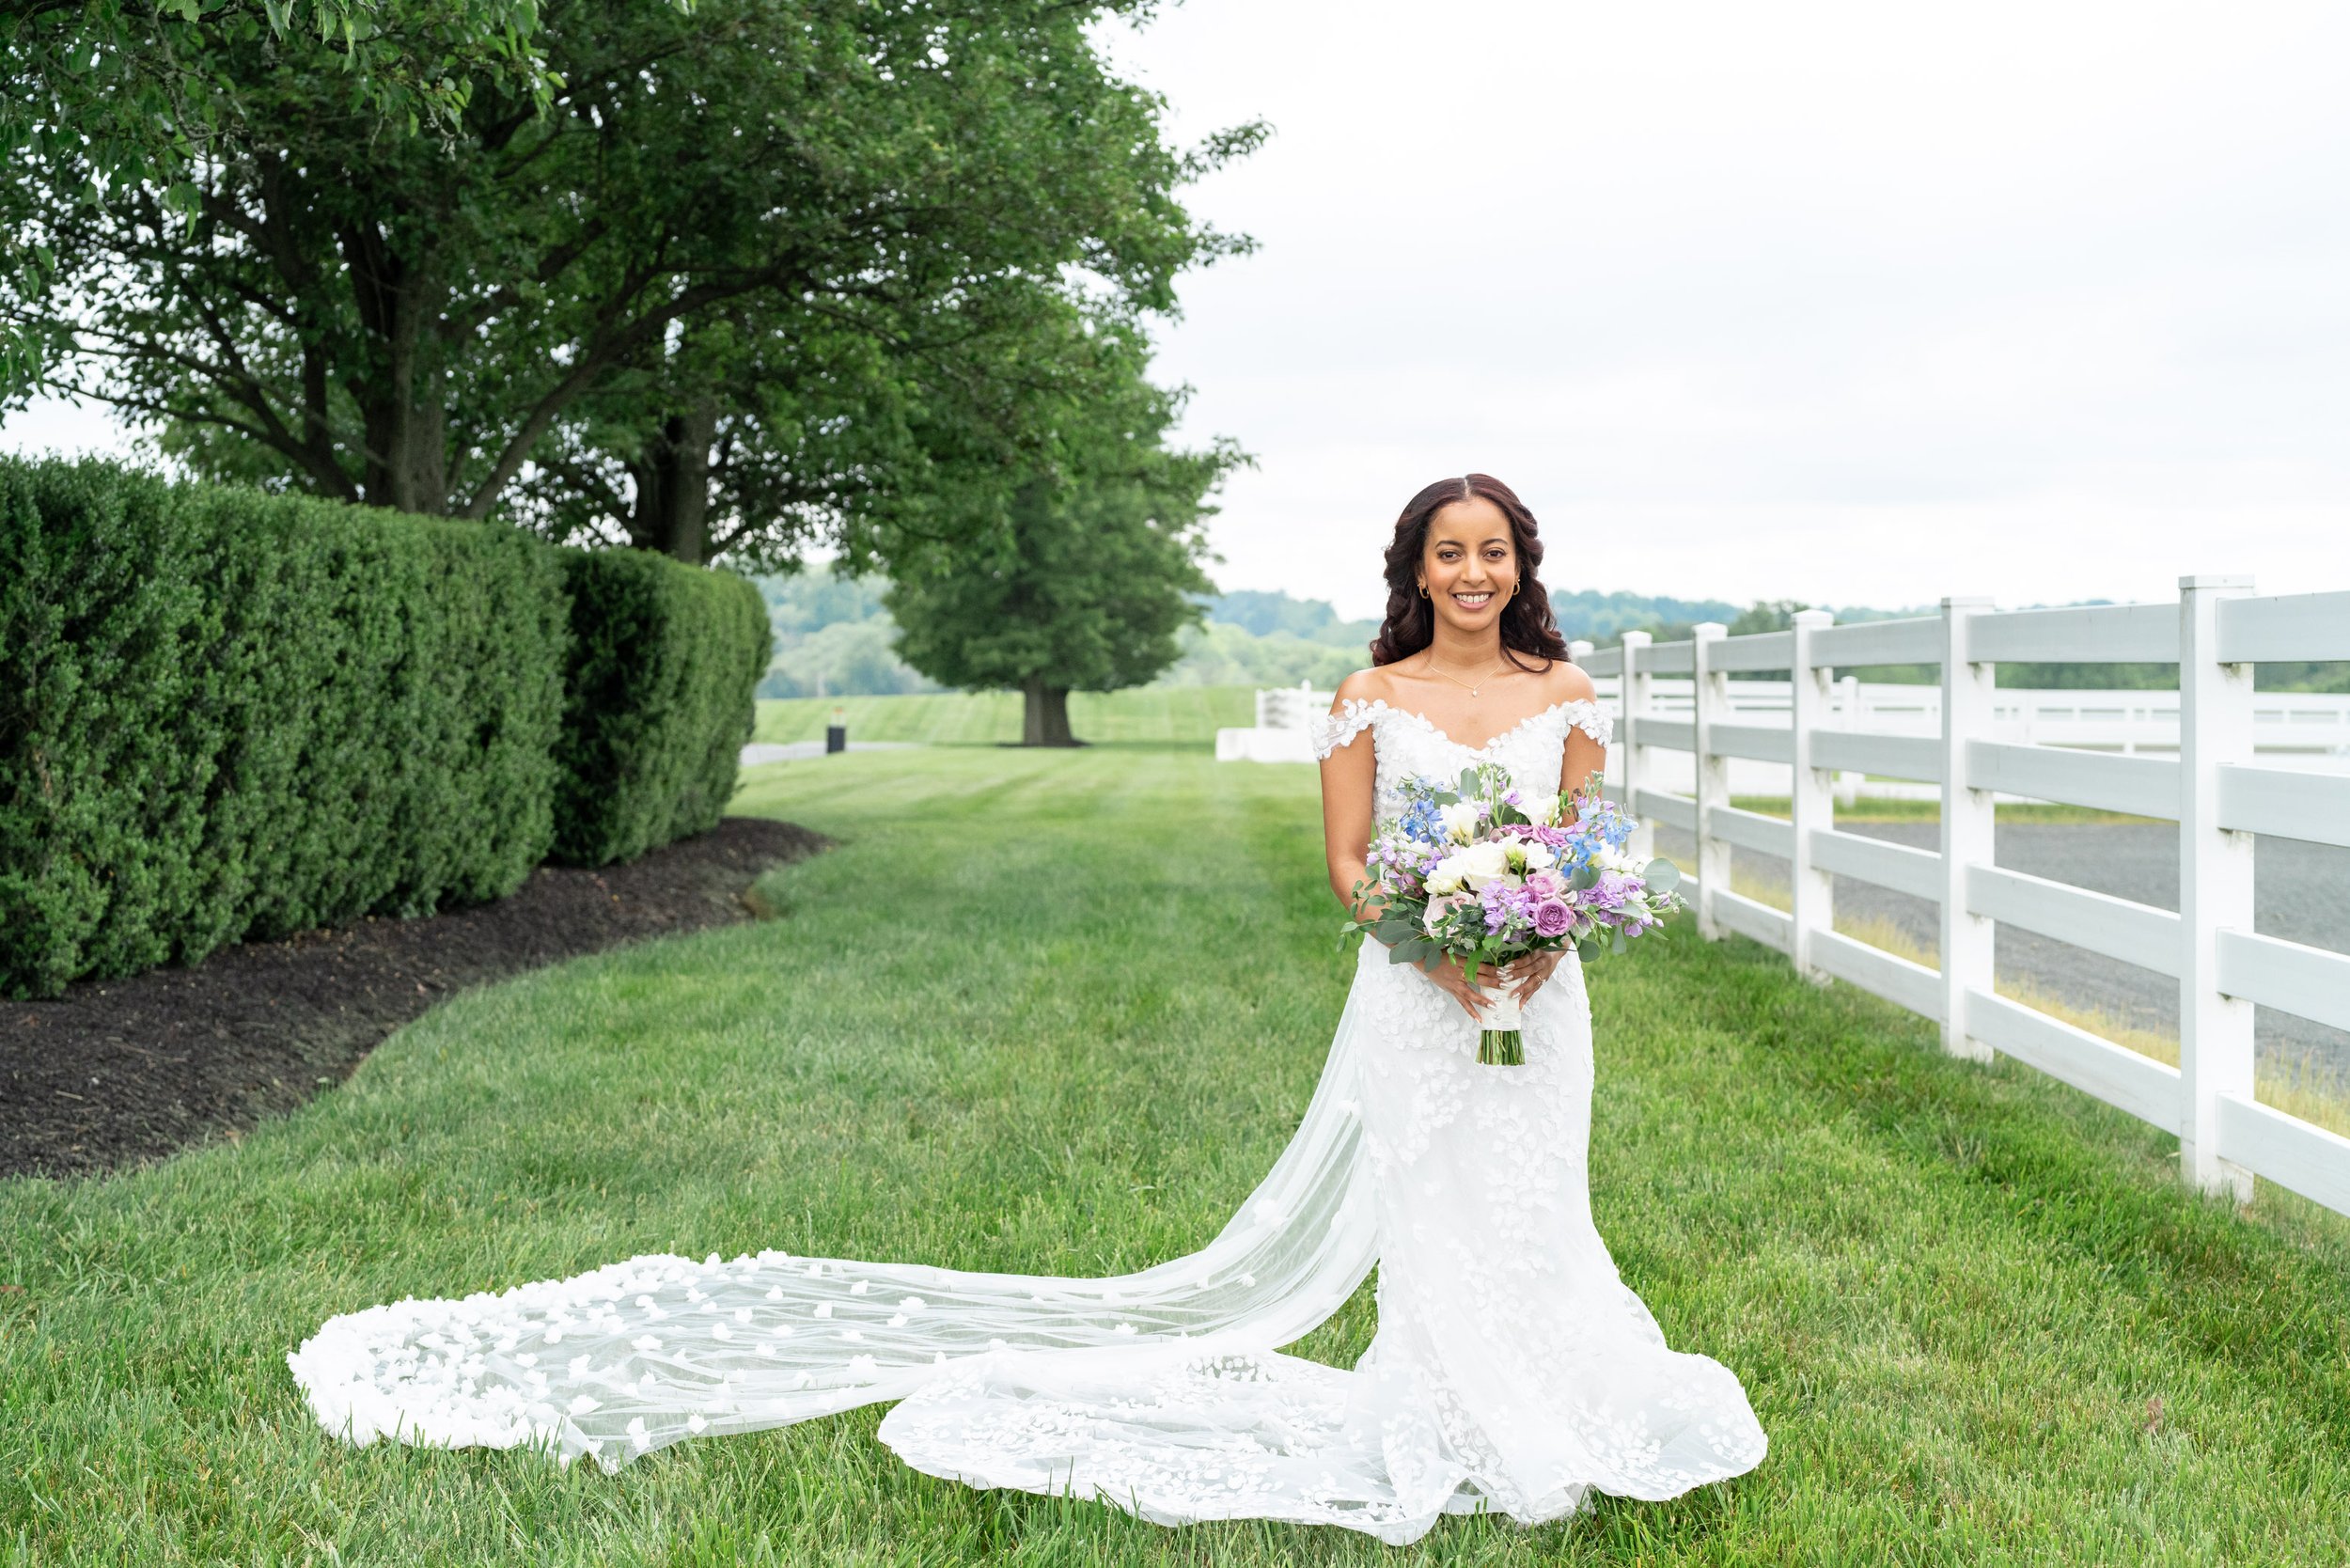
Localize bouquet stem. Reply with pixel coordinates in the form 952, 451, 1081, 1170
1478, 1027, 1526, 1066
1473, 979, 1526, 1066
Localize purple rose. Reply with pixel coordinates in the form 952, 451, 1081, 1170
1532, 899, 1574, 937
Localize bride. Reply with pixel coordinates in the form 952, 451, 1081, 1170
290, 473, 1767, 1544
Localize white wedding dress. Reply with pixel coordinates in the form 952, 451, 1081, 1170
290, 695, 1767, 1544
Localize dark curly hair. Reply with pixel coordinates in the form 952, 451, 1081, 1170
1368, 474, 1572, 670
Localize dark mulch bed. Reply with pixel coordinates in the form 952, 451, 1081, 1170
1, 816, 831, 1181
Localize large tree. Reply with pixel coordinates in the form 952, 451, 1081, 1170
884, 368, 1237, 745
0, 0, 560, 391
2, 0, 1258, 565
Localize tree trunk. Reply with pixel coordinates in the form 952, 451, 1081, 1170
342, 221, 450, 514
631, 404, 718, 564
1022, 681, 1076, 746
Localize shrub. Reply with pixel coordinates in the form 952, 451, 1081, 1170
551, 548, 771, 867
0, 458, 568, 998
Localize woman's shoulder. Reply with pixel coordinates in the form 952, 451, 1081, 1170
1543, 657, 1597, 704
1313, 667, 1395, 759
1540, 656, 1608, 745
1331, 666, 1390, 707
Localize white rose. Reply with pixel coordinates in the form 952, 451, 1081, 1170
1521, 792, 1561, 828
1425, 854, 1468, 897
1520, 841, 1557, 873
1437, 801, 1481, 845
1453, 840, 1511, 889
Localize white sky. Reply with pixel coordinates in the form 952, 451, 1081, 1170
10, 2, 2349, 625
1102, 0, 2350, 620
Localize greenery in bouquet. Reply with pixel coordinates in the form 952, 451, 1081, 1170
1338, 762, 1685, 1062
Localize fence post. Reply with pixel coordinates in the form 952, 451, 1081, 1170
2180, 573, 2257, 1201
1620, 631, 1653, 863
1789, 610, 1836, 982
1692, 622, 1730, 940
1938, 596, 1996, 1061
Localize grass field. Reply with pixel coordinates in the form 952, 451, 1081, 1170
752, 687, 1255, 746
7, 745, 2350, 1563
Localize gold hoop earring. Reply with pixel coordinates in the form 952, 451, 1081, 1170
1418, 583, 1428, 599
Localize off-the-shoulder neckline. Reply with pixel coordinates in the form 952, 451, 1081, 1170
1322, 695, 1606, 756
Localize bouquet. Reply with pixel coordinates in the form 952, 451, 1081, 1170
1339, 763, 1684, 1065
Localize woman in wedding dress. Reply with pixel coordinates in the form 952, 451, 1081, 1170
290, 473, 1766, 1544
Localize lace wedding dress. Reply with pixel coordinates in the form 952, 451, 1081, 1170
290, 695, 1766, 1544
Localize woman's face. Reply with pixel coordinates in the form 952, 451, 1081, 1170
1417, 495, 1519, 635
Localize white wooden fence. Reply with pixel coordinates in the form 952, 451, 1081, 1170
1217, 678, 2350, 786
1576, 581, 2350, 1218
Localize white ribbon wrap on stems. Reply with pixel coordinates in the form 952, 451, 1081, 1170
1474, 975, 1524, 1030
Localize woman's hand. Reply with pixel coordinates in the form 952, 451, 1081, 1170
1422, 953, 1496, 1022
1503, 949, 1564, 1006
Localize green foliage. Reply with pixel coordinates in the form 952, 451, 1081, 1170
2, 0, 1260, 574
553, 551, 772, 866
1157, 620, 1367, 690
0, 0, 563, 392
883, 373, 1236, 738
886, 476, 1215, 703
0, 454, 568, 998
1201, 588, 1381, 649
751, 567, 937, 699
0, 454, 772, 996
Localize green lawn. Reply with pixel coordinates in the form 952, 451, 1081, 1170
752, 685, 1255, 746
7, 745, 2349, 1564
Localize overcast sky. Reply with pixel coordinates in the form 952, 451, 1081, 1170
1100, 0, 2350, 620
9, 3, 2347, 624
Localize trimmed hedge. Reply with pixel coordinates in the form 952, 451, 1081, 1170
553, 549, 771, 866
0, 457, 768, 999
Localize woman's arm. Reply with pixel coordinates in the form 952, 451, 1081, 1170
1555, 662, 1606, 804
1507, 662, 1606, 1006
1319, 672, 1494, 1021
1318, 671, 1384, 923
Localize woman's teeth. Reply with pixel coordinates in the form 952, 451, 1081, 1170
1453, 590, 1493, 606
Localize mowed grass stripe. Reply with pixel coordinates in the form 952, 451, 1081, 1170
4, 745, 2348, 1564
752, 686, 1260, 747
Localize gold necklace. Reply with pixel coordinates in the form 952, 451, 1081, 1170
1422, 654, 1508, 698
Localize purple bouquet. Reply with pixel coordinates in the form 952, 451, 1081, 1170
1340, 762, 1684, 1065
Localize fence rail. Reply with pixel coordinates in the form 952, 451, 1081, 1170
1220, 676, 2350, 787
1573, 581, 2350, 1217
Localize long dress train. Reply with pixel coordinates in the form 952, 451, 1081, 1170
289, 695, 1766, 1544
